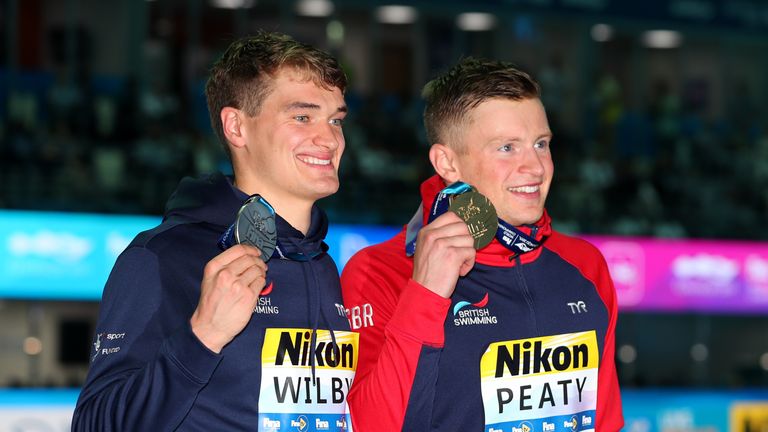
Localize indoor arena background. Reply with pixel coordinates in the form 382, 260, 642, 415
1, 0, 767, 430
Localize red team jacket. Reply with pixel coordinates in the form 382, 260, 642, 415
342, 175, 623, 431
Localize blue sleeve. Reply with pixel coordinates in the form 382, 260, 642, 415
71, 247, 222, 431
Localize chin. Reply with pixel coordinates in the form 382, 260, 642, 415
312, 185, 340, 200
502, 210, 543, 226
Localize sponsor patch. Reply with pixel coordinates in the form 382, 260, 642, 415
481, 331, 599, 432
258, 328, 358, 431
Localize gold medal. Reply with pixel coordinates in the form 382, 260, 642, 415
449, 190, 497, 249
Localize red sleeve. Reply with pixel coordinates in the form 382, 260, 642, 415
593, 252, 624, 431
341, 243, 450, 432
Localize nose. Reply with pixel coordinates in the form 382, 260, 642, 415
314, 122, 342, 150
520, 147, 545, 176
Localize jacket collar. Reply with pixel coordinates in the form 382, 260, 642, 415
418, 174, 551, 266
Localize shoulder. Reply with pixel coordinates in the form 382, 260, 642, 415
544, 230, 617, 308
545, 231, 606, 264
543, 231, 610, 281
341, 230, 411, 299
343, 229, 409, 272
130, 216, 221, 261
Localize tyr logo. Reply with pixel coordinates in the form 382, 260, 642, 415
567, 301, 587, 314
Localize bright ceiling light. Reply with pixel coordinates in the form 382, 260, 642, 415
210, 0, 255, 8
375, 5, 418, 24
457, 12, 496, 31
641, 29, 682, 49
591, 23, 613, 42
296, 0, 334, 17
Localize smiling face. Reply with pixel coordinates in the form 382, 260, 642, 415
234, 68, 347, 206
446, 97, 553, 226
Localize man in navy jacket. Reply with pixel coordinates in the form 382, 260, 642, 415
73, 32, 356, 431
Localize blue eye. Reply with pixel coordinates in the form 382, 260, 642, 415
330, 118, 344, 127
498, 144, 512, 152
535, 140, 549, 150
294, 115, 309, 122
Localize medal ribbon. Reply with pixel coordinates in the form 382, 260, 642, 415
218, 195, 325, 262
405, 181, 471, 256
405, 182, 542, 257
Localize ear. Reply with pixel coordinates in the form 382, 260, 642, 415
429, 143, 462, 184
220, 107, 247, 149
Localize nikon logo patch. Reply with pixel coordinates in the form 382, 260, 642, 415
480, 331, 599, 432
258, 328, 358, 431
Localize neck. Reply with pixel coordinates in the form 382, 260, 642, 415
233, 178, 313, 235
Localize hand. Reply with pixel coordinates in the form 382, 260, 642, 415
412, 212, 476, 298
190, 244, 267, 353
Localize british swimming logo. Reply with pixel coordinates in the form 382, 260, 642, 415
261, 280, 274, 296
453, 293, 498, 326
453, 292, 489, 315
254, 280, 279, 315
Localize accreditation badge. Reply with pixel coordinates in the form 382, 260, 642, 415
480, 331, 599, 432
258, 328, 358, 431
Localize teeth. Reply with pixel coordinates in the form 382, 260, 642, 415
508, 185, 539, 193
299, 156, 331, 166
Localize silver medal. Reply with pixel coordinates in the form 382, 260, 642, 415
234, 196, 277, 261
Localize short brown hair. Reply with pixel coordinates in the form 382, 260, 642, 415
205, 31, 347, 158
422, 57, 540, 152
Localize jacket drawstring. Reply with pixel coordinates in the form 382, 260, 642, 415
290, 237, 337, 383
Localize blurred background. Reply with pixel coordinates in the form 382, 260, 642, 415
1, 0, 767, 430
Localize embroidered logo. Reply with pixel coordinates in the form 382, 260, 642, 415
453, 293, 498, 326
567, 301, 587, 314
346, 303, 374, 330
92, 333, 103, 361
261, 281, 274, 296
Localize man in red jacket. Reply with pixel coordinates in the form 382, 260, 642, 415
342, 58, 623, 431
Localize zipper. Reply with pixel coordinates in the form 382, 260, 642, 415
513, 255, 538, 334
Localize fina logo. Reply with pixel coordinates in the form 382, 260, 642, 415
290, 415, 309, 431
453, 293, 489, 315
563, 415, 579, 431
511, 421, 533, 432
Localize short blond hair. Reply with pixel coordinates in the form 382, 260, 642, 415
423, 57, 540, 153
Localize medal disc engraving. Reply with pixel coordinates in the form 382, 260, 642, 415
449, 190, 497, 249
235, 196, 277, 261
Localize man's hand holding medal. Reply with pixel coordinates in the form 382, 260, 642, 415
412, 184, 497, 299
191, 196, 277, 353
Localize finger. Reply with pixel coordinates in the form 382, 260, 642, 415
239, 265, 267, 292
224, 253, 267, 278
431, 233, 476, 249
427, 211, 465, 227
421, 221, 472, 243
208, 244, 263, 269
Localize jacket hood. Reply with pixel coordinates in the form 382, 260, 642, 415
418, 174, 551, 266
163, 172, 328, 255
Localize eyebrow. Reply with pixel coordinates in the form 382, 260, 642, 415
487, 132, 553, 144
284, 101, 348, 114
